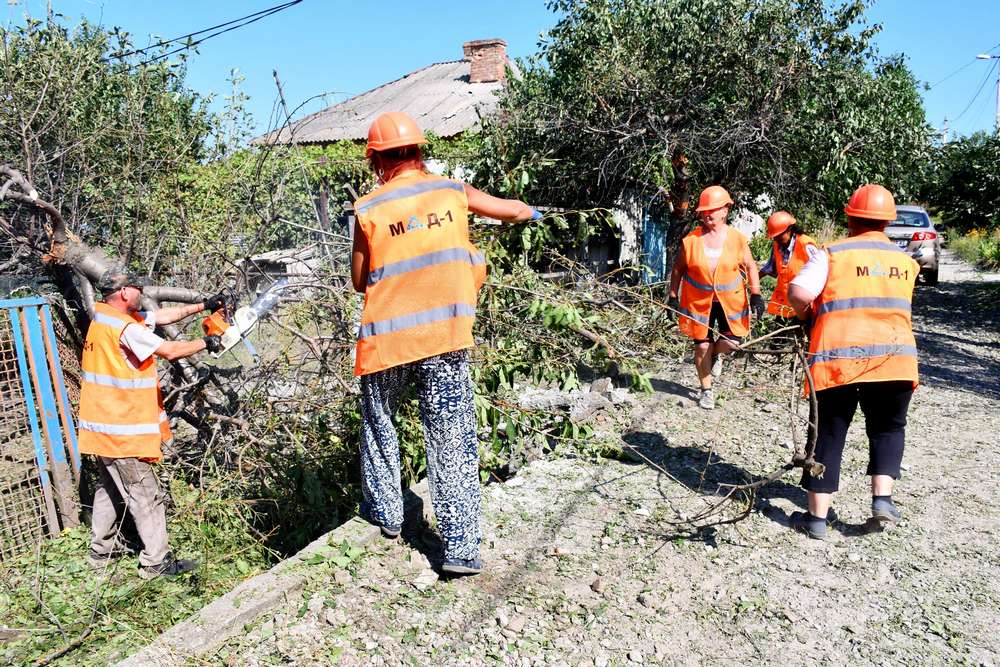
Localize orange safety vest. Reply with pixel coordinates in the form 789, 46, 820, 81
678, 226, 750, 340
808, 231, 919, 392
78, 302, 171, 460
354, 170, 485, 376
768, 233, 817, 318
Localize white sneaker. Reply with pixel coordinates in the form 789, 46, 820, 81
710, 355, 723, 378
698, 388, 715, 410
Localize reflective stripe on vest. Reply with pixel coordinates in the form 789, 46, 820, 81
809, 344, 918, 366
814, 297, 911, 317
78, 419, 162, 436
368, 247, 485, 286
677, 226, 750, 340
807, 231, 919, 392
354, 171, 481, 376
768, 233, 815, 318
355, 179, 464, 215
81, 370, 158, 390
77, 302, 168, 460
682, 274, 743, 293
359, 303, 477, 339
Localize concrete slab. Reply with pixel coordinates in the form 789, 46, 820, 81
118, 481, 429, 667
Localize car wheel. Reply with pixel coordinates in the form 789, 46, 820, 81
924, 267, 939, 286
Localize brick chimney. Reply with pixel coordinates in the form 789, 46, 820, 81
463, 38, 508, 83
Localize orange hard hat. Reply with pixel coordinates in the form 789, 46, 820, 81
844, 184, 896, 221
695, 185, 734, 212
366, 112, 427, 157
766, 211, 796, 238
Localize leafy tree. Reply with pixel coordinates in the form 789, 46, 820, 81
477, 0, 931, 236
921, 132, 1000, 233
0, 17, 212, 269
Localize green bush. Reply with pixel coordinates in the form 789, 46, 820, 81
948, 230, 1000, 270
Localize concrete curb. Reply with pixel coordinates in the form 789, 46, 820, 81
118, 481, 430, 667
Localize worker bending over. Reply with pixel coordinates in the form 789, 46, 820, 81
669, 186, 764, 409
351, 112, 540, 575
79, 270, 226, 578
788, 184, 918, 540
759, 211, 819, 321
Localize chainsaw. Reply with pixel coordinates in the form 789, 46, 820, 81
201, 278, 288, 362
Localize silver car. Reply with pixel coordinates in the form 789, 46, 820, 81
884, 205, 940, 285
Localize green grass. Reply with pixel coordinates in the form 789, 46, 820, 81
948, 231, 1000, 270
0, 478, 272, 666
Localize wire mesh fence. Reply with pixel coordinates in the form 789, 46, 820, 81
0, 306, 51, 561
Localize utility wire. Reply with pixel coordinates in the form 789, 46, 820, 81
929, 59, 978, 89
953, 58, 998, 123
928, 41, 1000, 90
109, 0, 303, 66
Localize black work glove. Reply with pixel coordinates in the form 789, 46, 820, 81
204, 292, 228, 312
203, 335, 222, 354
750, 293, 765, 319
667, 295, 681, 319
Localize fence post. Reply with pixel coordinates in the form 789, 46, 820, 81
39, 304, 80, 479
21, 306, 79, 528
8, 303, 60, 537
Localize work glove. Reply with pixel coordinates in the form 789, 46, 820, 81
667, 295, 681, 320
204, 292, 229, 313
203, 335, 223, 354
750, 294, 765, 319
529, 209, 543, 221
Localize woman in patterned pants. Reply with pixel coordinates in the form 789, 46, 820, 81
351, 112, 541, 575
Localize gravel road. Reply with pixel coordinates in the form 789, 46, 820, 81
203, 250, 999, 667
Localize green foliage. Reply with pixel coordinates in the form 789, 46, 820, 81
0, 17, 212, 266
478, 0, 931, 221
921, 132, 1000, 234
949, 230, 1000, 271
0, 477, 270, 666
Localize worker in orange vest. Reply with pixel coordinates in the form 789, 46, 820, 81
787, 184, 918, 540
79, 269, 226, 578
758, 211, 819, 320
668, 186, 764, 409
351, 112, 540, 576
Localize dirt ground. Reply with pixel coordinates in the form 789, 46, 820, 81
204, 251, 1000, 667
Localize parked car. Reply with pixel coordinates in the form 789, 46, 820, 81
884, 205, 940, 285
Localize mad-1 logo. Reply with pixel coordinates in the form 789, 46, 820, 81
389, 210, 455, 237
856, 261, 910, 280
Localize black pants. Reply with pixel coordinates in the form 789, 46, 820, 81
801, 380, 913, 493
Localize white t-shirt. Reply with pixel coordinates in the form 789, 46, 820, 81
120, 311, 164, 369
789, 250, 830, 299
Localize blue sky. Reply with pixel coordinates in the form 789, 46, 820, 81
6, 0, 1000, 139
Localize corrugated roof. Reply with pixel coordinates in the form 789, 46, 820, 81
255, 60, 504, 145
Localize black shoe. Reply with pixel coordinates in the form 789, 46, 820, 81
789, 511, 830, 541
359, 504, 401, 539
871, 497, 902, 524
87, 551, 123, 570
138, 554, 199, 580
441, 557, 483, 576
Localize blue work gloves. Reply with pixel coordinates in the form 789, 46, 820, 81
530, 209, 543, 221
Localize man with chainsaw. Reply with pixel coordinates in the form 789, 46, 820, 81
787, 184, 918, 540
668, 185, 764, 410
78, 269, 227, 578
758, 211, 819, 321
351, 111, 540, 576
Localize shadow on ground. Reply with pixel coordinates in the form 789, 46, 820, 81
912, 280, 1000, 400
618, 431, 883, 541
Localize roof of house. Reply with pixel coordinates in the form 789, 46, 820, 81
255, 60, 506, 145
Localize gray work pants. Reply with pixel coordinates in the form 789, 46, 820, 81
90, 456, 169, 567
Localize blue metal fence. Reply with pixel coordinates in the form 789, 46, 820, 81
0, 297, 80, 561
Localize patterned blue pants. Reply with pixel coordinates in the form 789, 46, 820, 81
359, 350, 482, 561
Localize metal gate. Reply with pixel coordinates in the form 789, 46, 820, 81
0, 297, 80, 562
